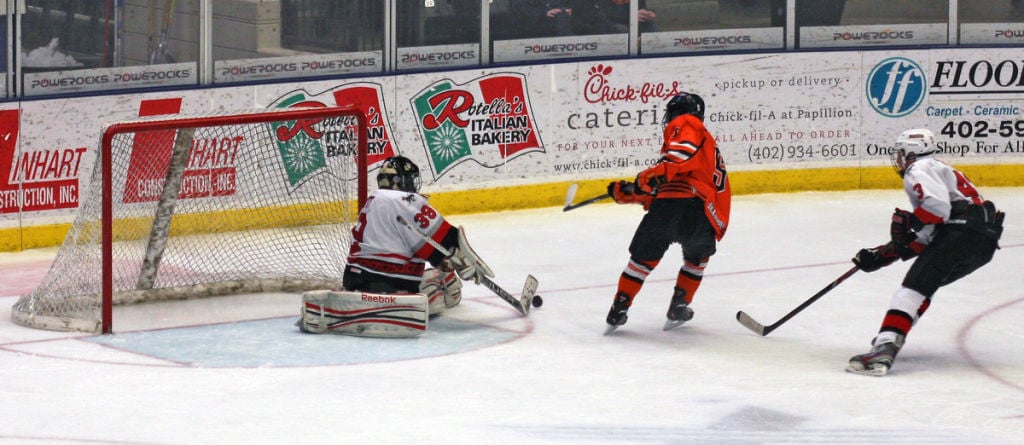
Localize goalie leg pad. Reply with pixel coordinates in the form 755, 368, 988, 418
449, 226, 495, 284
299, 289, 427, 337
420, 268, 462, 315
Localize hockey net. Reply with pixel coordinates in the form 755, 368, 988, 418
12, 106, 367, 334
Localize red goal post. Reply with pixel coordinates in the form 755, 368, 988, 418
12, 106, 368, 334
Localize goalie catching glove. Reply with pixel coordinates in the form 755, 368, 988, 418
448, 226, 494, 284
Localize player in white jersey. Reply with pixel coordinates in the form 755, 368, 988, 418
847, 129, 1004, 376
343, 156, 493, 314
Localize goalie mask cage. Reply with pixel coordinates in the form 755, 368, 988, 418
12, 106, 368, 334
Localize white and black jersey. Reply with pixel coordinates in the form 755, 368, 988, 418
893, 155, 1001, 301
346, 189, 455, 283
902, 157, 984, 247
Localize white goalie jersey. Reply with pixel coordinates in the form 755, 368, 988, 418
346, 188, 454, 282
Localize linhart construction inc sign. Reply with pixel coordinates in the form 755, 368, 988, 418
121, 98, 242, 203
410, 73, 543, 179
269, 83, 397, 189
0, 109, 86, 213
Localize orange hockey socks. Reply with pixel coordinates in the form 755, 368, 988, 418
615, 258, 660, 306
673, 259, 707, 304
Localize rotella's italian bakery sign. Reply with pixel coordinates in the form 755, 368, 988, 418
410, 73, 543, 179
268, 83, 398, 188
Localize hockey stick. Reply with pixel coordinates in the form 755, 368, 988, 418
396, 216, 536, 316
735, 265, 858, 336
563, 183, 611, 212
149, 0, 177, 64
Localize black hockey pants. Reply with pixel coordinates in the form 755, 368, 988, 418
902, 201, 1003, 297
628, 197, 717, 264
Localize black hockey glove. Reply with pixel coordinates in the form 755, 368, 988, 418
890, 208, 920, 247
985, 201, 1005, 242
852, 242, 901, 273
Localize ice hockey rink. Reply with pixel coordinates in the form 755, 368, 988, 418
1, 187, 1021, 444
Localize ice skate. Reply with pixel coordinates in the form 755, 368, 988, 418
663, 305, 693, 331
662, 288, 694, 331
846, 336, 904, 376
604, 293, 630, 335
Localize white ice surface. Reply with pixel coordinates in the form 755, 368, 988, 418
1, 188, 1022, 444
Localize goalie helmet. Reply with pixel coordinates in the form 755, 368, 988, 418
891, 128, 936, 177
377, 156, 421, 193
663, 92, 705, 124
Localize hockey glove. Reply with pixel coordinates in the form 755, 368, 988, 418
983, 201, 1005, 242
890, 208, 919, 246
438, 258, 455, 272
608, 180, 640, 204
635, 163, 669, 194
852, 242, 901, 272
889, 208, 927, 259
448, 226, 494, 284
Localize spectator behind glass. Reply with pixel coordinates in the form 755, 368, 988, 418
509, 1, 628, 38
605, 0, 658, 32
571, 0, 629, 34
510, 1, 576, 38
771, 0, 847, 26
435, 0, 482, 43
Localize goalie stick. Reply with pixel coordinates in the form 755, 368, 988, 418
396, 216, 537, 316
736, 266, 859, 336
563, 183, 611, 212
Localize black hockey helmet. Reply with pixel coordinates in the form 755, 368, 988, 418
377, 156, 421, 193
663, 92, 705, 124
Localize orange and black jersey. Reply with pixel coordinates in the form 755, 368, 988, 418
638, 114, 731, 240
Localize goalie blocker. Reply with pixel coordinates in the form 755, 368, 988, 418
299, 290, 428, 337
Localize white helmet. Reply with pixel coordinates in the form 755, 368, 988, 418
892, 128, 936, 177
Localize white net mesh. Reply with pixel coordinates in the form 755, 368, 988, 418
12, 107, 366, 333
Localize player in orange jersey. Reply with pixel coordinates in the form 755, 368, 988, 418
604, 92, 731, 333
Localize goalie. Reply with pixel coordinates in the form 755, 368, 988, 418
298, 156, 493, 337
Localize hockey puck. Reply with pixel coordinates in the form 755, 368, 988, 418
531, 295, 543, 308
